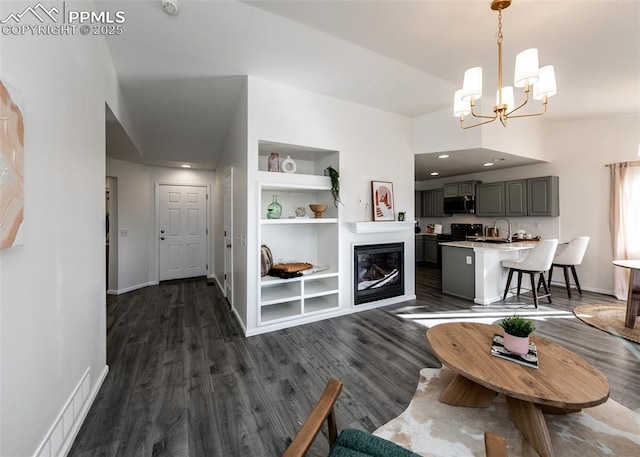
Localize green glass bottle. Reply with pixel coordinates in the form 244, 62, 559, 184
266, 195, 282, 219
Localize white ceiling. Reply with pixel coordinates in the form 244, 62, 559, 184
102, 0, 640, 178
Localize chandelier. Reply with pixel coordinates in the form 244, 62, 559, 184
453, 0, 557, 129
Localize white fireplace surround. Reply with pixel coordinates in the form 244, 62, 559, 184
349, 221, 415, 234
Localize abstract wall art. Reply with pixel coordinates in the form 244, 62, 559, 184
0, 79, 24, 248
372, 180, 394, 221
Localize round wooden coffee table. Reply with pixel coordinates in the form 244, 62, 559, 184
426, 322, 610, 457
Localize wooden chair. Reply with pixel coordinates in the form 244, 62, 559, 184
283, 378, 509, 457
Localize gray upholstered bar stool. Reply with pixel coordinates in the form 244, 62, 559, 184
548, 236, 590, 298
502, 239, 558, 308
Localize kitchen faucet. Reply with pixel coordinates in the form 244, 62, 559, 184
493, 218, 512, 242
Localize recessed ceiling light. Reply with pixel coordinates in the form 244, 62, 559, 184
483, 162, 494, 167
492, 158, 506, 162
181, 164, 191, 168
430, 172, 440, 176
438, 154, 450, 159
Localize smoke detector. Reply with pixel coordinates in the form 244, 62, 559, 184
161, 0, 179, 15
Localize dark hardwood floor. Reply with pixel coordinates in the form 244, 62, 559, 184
68, 266, 639, 456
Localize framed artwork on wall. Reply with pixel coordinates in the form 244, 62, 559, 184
0, 79, 24, 248
371, 181, 394, 221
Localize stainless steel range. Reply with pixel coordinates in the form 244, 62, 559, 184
450, 223, 484, 241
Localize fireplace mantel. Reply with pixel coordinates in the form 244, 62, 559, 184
349, 221, 415, 234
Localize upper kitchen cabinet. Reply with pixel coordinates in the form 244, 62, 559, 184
415, 191, 423, 217
421, 189, 448, 217
475, 182, 505, 217
505, 179, 527, 217
527, 176, 560, 217
434, 189, 447, 217
444, 180, 480, 197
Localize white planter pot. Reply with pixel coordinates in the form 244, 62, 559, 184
503, 333, 530, 355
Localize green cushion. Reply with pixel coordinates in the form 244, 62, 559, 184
328, 428, 420, 457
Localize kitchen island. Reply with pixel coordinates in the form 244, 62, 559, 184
440, 241, 537, 304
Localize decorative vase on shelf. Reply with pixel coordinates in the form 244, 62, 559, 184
266, 195, 282, 219
280, 155, 297, 174
268, 152, 280, 172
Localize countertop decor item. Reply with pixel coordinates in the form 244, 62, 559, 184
294, 207, 306, 218
266, 195, 282, 219
499, 315, 535, 355
309, 204, 327, 218
325, 166, 343, 207
279, 155, 297, 173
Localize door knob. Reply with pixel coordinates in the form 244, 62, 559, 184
160, 230, 165, 234
161, 237, 165, 241
227, 244, 232, 248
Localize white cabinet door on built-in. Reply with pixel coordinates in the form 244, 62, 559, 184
158, 184, 207, 281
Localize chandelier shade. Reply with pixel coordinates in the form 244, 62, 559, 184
453, 0, 557, 129
533, 65, 557, 100
514, 48, 539, 88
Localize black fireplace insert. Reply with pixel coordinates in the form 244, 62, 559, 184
354, 242, 404, 305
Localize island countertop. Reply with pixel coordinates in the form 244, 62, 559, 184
439, 241, 537, 251
441, 242, 537, 304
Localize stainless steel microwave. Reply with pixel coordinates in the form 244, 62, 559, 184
443, 196, 475, 214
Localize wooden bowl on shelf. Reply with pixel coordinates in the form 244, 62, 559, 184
309, 204, 328, 218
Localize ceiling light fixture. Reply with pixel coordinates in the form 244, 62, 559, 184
438, 154, 450, 159
453, 0, 557, 129
181, 164, 191, 168
430, 172, 440, 176
483, 162, 495, 167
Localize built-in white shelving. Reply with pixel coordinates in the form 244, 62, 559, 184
257, 140, 340, 327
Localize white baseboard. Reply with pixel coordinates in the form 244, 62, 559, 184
111, 281, 158, 295
33, 365, 109, 457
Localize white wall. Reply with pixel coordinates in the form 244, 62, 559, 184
416, 115, 640, 294
414, 105, 549, 161
106, 158, 215, 293
214, 78, 248, 328
245, 76, 415, 333
0, 16, 120, 457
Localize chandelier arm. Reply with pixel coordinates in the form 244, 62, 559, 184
460, 116, 499, 129
470, 102, 500, 120
506, 101, 548, 119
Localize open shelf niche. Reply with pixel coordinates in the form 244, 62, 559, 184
257, 140, 340, 327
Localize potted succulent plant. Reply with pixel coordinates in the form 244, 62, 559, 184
499, 315, 535, 355
325, 166, 343, 207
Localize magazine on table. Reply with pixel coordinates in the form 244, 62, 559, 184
490, 334, 539, 369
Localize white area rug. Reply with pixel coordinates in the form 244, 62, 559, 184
374, 367, 640, 457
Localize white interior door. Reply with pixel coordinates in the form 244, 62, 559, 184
158, 184, 208, 281
223, 168, 234, 308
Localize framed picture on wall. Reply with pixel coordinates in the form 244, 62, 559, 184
371, 181, 395, 221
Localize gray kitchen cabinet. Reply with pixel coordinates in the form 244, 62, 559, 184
444, 183, 459, 198
421, 189, 447, 218
458, 181, 479, 196
442, 246, 475, 300
505, 179, 527, 217
415, 236, 426, 262
475, 182, 505, 217
444, 181, 479, 197
415, 191, 423, 217
425, 237, 438, 264
527, 176, 559, 217
433, 189, 447, 217
422, 190, 435, 216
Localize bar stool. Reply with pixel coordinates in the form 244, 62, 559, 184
502, 239, 558, 308
548, 236, 590, 298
